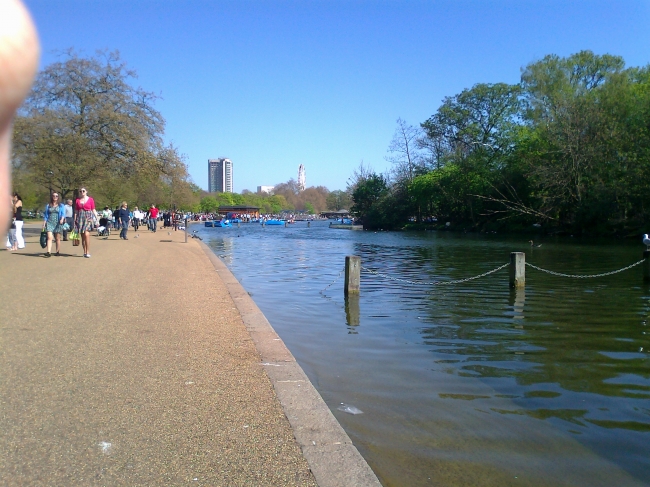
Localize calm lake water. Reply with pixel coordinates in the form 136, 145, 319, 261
199, 220, 650, 487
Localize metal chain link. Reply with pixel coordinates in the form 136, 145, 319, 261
525, 259, 646, 278
319, 268, 344, 294
361, 263, 509, 286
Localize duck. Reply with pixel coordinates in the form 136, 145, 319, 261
529, 240, 542, 248
643, 234, 650, 250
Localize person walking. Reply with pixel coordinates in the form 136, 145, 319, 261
6, 196, 17, 250
101, 206, 112, 236
132, 206, 141, 231
74, 187, 98, 258
62, 198, 73, 241
118, 201, 130, 240
148, 204, 158, 233
12, 192, 24, 249
42, 191, 65, 257
113, 206, 120, 231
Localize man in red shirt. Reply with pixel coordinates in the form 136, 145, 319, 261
148, 204, 159, 233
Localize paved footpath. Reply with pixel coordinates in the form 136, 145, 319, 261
0, 224, 380, 487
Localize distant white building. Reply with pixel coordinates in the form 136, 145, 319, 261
208, 158, 233, 193
257, 185, 274, 194
298, 164, 306, 192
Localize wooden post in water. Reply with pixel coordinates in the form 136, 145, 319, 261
345, 256, 361, 295
285, 221, 288, 227
307, 221, 311, 228
509, 252, 525, 289
644, 250, 650, 282
184, 218, 188, 243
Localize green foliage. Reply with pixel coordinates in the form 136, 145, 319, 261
326, 189, 352, 210
11, 51, 199, 211
356, 50, 650, 236
350, 172, 390, 229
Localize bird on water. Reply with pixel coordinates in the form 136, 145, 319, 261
643, 234, 650, 250
529, 240, 542, 248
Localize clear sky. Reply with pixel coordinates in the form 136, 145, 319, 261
22, 0, 650, 193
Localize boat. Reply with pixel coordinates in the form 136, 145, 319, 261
329, 218, 363, 230
261, 219, 285, 225
204, 220, 232, 228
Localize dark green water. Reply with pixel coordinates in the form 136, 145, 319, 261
202, 221, 649, 487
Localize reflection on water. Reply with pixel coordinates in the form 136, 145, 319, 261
201, 221, 650, 487
345, 295, 360, 330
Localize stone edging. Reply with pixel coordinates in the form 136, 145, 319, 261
199, 241, 382, 487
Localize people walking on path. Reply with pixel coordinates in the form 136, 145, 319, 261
42, 191, 65, 257
7, 219, 17, 250
6, 196, 17, 250
62, 198, 73, 241
101, 206, 112, 236
74, 187, 98, 258
113, 206, 120, 231
163, 210, 171, 228
132, 206, 142, 231
12, 192, 24, 249
148, 204, 159, 233
118, 201, 130, 240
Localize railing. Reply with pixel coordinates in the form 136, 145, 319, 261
322, 252, 650, 295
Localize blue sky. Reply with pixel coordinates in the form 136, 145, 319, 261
23, 0, 650, 193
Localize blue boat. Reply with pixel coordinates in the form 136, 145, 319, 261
261, 219, 285, 225
204, 220, 232, 228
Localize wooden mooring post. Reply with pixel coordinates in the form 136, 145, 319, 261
509, 252, 525, 289
644, 250, 650, 282
345, 255, 361, 295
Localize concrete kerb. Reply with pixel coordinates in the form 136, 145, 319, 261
198, 241, 382, 487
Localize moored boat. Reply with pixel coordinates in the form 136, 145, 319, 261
205, 220, 232, 228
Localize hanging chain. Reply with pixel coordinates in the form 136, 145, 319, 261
525, 259, 646, 278
319, 268, 344, 294
360, 263, 509, 286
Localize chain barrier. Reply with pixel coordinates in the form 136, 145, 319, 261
361, 263, 509, 286
320, 268, 344, 295
525, 259, 645, 279
324, 258, 645, 292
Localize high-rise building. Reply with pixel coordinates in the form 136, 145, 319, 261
298, 164, 306, 192
208, 158, 233, 193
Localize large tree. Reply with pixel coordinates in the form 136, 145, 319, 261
519, 50, 642, 230
12, 50, 190, 205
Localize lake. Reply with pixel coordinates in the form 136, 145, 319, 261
199, 220, 649, 487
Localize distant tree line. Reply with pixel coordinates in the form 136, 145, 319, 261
198, 181, 351, 215
350, 51, 650, 236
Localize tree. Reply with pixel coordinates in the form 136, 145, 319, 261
519, 51, 633, 230
386, 118, 425, 184
326, 190, 352, 210
421, 83, 521, 168
350, 172, 389, 228
199, 196, 218, 213
12, 50, 182, 203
